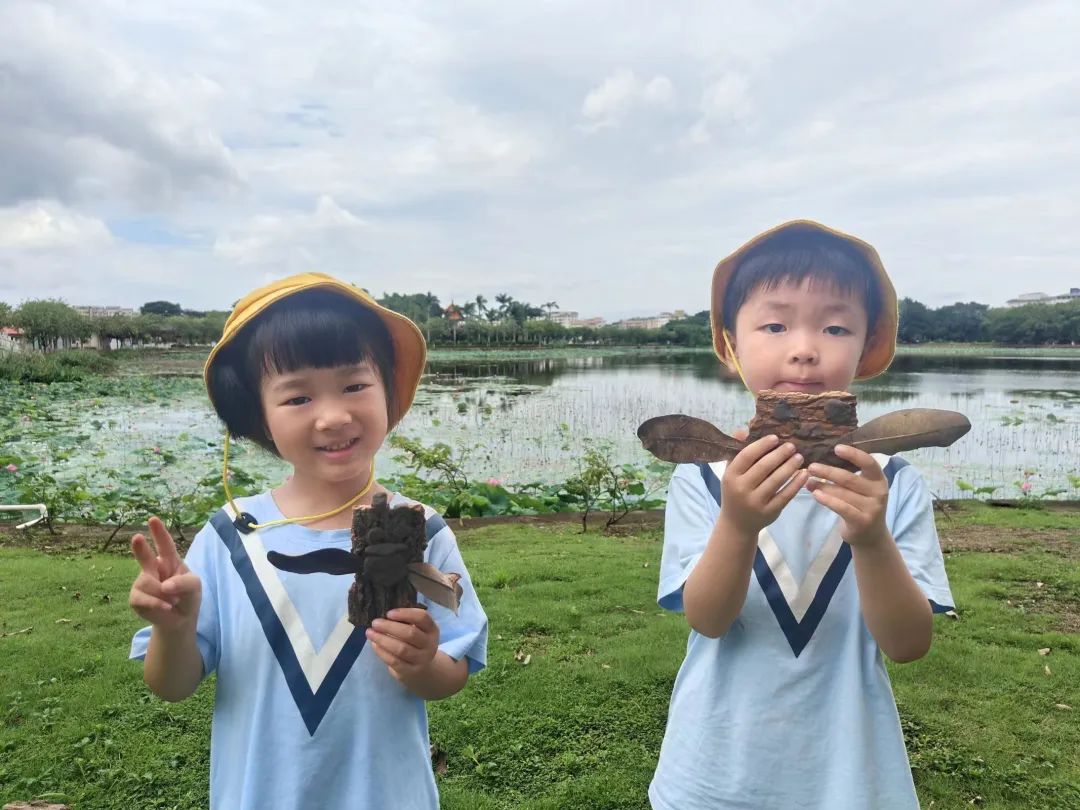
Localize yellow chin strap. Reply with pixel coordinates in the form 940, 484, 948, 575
221, 432, 377, 533
721, 328, 755, 396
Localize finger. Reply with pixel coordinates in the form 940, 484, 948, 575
129, 589, 174, 614
766, 469, 809, 513
366, 629, 419, 663
386, 608, 436, 633
130, 535, 160, 577
728, 434, 781, 474
833, 445, 885, 480
161, 572, 200, 599
806, 462, 870, 494
812, 475, 868, 501
758, 449, 806, 495
732, 426, 749, 442
742, 442, 799, 489
148, 517, 182, 569
133, 573, 173, 603
371, 618, 425, 648
369, 642, 408, 676
810, 485, 863, 522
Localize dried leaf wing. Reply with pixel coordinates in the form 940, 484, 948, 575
407, 562, 463, 613
636, 414, 747, 463
840, 409, 971, 455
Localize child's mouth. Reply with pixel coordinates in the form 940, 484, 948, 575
775, 380, 824, 393
317, 437, 360, 455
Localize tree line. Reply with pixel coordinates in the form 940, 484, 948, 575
1, 292, 1077, 353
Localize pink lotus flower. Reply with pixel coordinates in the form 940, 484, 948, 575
1021, 481, 1033, 493
152, 447, 162, 454
4, 464, 16, 473
486, 477, 502, 486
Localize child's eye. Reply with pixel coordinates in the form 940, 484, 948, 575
825, 325, 851, 336
762, 323, 786, 334
345, 383, 369, 393
284, 396, 310, 406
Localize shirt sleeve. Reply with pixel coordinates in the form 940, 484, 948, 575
424, 522, 488, 673
658, 463, 721, 612
129, 519, 222, 677
888, 463, 956, 613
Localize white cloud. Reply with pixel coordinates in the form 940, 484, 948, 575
642, 76, 675, 106
1, 0, 1078, 315
581, 68, 677, 130
582, 69, 640, 122
214, 195, 366, 267
0, 201, 112, 251
683, 73, 752, 145
0, 0, 239, 209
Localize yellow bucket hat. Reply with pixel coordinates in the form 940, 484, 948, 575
204, 272, 427, 429
710, 219, 898, 381
204, 272, 428, 534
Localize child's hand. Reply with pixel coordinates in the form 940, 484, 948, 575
366, 607, 440, 683
807, 445, 889, 547
721, 434, 808, 536
128, 516, 202, 634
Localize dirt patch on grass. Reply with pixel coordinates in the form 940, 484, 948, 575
0, 511, 668, 554
1003, 580, 1080, 634
939, 524, 1079, 559
0, 523, 198, 556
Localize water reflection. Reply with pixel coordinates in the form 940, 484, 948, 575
415, 352, 1080, 498
22, 351, 1080, 501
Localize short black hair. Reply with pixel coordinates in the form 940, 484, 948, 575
722, 231, 881, 336
206, 289, 396, 455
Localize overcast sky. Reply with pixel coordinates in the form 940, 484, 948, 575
1, 0, 1077, 320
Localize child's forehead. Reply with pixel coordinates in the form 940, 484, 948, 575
262, 360, 373, 384
743, 275, 865, 309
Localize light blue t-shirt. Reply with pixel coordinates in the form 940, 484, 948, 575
650, 456, 954, 810
131, 491, 488, 810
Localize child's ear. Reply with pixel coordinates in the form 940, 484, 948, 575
719, 330, 740, 374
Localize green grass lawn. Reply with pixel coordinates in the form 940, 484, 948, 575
1, 506, 1078, 809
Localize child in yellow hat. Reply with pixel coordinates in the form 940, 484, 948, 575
650, 222, 954, 810
126, 273, 488, 809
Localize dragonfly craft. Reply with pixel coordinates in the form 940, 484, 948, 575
267, 493, 462, 628
637, 391, 971, 472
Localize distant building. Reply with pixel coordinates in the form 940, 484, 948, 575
547, 310, 579, 326
0, 326, 25, 353
546, 310, 606, 328
1005, 288, 1080, 307
73, 305, 136, 318
612, 310, 688, 330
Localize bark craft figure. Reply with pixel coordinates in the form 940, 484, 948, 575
267, 493, 462, 627
638, 390, 971, 473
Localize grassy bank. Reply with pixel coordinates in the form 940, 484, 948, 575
1, 504, 1078, 808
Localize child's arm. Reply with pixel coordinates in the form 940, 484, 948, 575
128, 517, 205, 701
684, 435, 808, 638
807, 445, 933, 663
366, 607, 469, 700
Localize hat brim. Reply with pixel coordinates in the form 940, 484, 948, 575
710, 220, 898, 380
203, 273, 426, 428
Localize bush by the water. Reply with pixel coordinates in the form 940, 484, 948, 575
0, 350, 116, 382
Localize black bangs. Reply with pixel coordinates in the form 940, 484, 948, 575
245, 289, 392, 379
722, 232, 881, 334
206, 288, 396, 455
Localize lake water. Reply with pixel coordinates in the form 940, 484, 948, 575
409, 352, 1080, 498
11, 351, 1080, 500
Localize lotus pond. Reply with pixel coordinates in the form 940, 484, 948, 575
1, 348, 1078, 512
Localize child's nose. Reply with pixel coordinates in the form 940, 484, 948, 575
315, 401, 353, 430
789, 337, 819, 364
